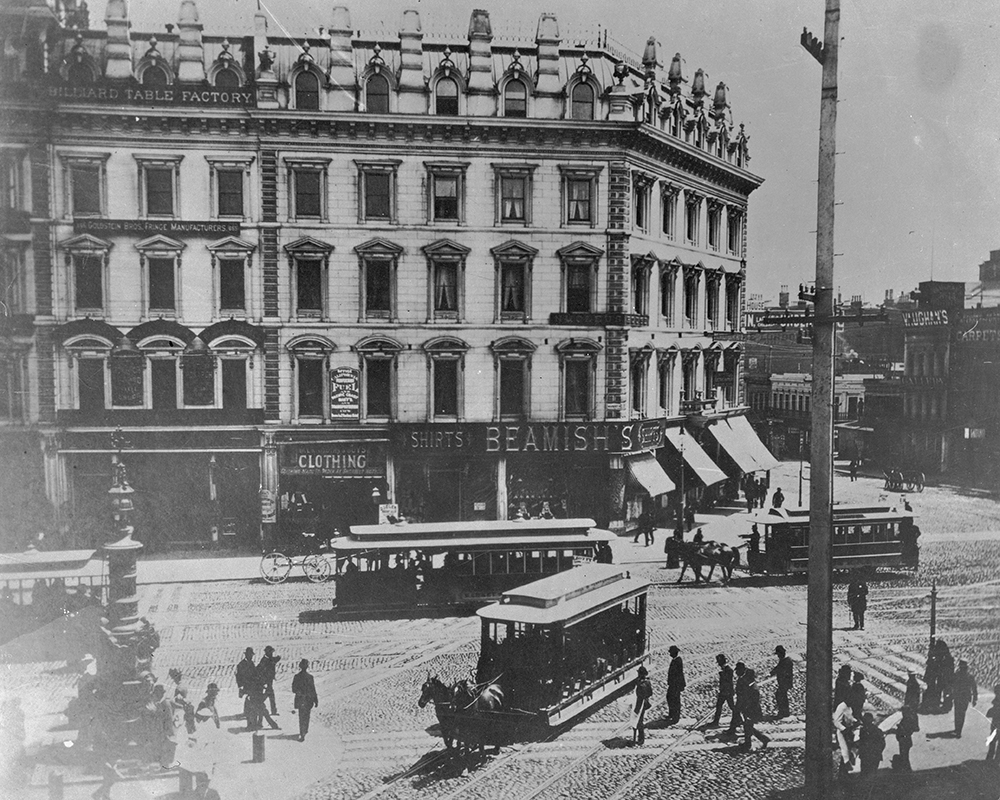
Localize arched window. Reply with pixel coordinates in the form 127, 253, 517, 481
365, 74, 389, 113
295, 71, 320, 110
571, 82, 595, 120
435, 77, 458, 116
68, 61, 93, 85
215, 68, 239, 89
142, 66, 168, 87
503, 80, 527, 118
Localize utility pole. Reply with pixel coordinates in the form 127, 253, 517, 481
801, 0, 840, 797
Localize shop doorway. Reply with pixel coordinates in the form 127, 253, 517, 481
278, 477, 377, 544
425, 468, 461, 521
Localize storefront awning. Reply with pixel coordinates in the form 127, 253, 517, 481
706, 419, 760, 474
663, 428, 727, 487
626, 452, 675, 496
727, 415, 780, 472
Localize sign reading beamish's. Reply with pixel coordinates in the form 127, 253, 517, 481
44, 84, 256, 108
392, 420, 666, 454
279, 442, 386, 477
74, 219, 241, 236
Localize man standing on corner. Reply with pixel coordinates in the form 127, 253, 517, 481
235, 647, 258, 729
848, 576, 869, 630
631, 665, 652, 745
770, 645, 793, 718
258, 645, 282, 717
666, 645, 685, 724
292, 659, 319, 742
951, 659, 978, 738
710, 653, 735, 728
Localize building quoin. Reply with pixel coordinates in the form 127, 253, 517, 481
0, 0, 776, 552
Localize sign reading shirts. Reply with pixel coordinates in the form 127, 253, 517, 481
329, 367, 360, 419
392, 420, 667, 454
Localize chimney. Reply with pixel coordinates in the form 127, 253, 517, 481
397, 9, 425, 113
327, 6, 355, 110
176, 1, 206, 83
104, 0, 133, 80
466, 9, 493, 114
254, 12, 279, 108
533, 13, 562, 116
778, 284, 789, 308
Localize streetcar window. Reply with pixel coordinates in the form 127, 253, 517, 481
527, 550, 542, 572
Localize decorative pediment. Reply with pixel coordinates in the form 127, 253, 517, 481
199, 319, 266, 348
206, 236, 256, 254
286, 334, 335, 352
283, 236, 334, 255
423, 336, 469, 353
422, 239, 471, 259
354, 237, 403, 256
54, 318, 122, 346
490, 240, 538, 260
59, 233, 112, 252
127, 319, 196, 346
556, 241, 604, 262
134, 234, 185, 253
490, 336, 537, 354
355, 335, 404, 353
555, 337, 602, 354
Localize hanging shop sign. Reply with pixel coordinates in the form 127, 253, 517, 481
329, 367, 360, 419
391, 419, 666, 454
279, 442, 386, 477
259, 489, 277, 524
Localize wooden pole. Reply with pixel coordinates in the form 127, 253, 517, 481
802, 1, 840, 797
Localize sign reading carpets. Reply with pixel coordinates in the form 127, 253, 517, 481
329, 367, 360, 419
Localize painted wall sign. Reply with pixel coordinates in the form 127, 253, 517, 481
329, 367, 360, 419
259, 489, 277, 523
901, 310, 949, 328
40, 84, 256, 107
279, 442, 385, 477
74, 219, 241, 236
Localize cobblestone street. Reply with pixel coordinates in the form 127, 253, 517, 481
3, 462, 999, 799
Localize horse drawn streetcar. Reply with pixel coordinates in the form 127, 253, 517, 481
419, 564, 650, 750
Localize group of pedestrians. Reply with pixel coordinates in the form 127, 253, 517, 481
741, 475, 770, 512
632, 644, 795, 753
234, 646, 319, 742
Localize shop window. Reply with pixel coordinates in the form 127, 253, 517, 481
503, 79, 527, 118
435, 77, 459, 116
67, 60, 94, 85
77, 357, 106, 412
295, 71, 320, 110
660, 266, 677, 326
426, 162, 468, 223
135, 156, 182, 218
0, 357, 26, 422
356, 160, 399, 223
110, 348, 144, 407
560, 166, 601, 227
570, 82, 595, 120
365, 74, 390, 113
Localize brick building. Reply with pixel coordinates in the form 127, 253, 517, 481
0, 0, 773, 550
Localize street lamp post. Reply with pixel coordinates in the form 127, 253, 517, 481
676, 428, 686, 536
371, 485, 382, 524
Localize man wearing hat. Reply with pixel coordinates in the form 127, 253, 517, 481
258, 646, 282, 717
631, 665, 652, 745
665, 645, 685, 723
710, 654, 735, 728
196, 683, 220, 729
769, 645, 793, 718
235, 647, 259, 729
951, 659, 978, 738
291, 659, 318, 742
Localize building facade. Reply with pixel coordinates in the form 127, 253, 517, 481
0, 0, 770, 551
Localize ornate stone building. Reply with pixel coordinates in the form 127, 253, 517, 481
0, 0, 771, 549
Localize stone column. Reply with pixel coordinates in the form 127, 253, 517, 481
607, 454, 626, 534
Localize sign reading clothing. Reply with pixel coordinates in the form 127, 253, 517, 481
279, 443, 385, 477
393, 420, 666, 454
330, 367, 360, 419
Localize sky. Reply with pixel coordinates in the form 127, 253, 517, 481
90, 0, 1000, 301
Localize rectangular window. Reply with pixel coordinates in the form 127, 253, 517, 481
366, 358, 391, 417
222, 359, 247, 410
71, 164, 102, 215
499, 358, 526, 418
500, 263, 525, 314
634, 184, 647, 231
433, 359, 459, 417
365, 259, 391, 315
684, 275, 699, 327
564, 360, 591, 417
217, 169, 244, 217
2, 156, 23, 211
0, 248, 24, 315
566, 263, 591, 313
658, 361, 674, 414
706, 280, 719, 327
77, 359, 106, 412
0, 359, 24, 420
728, 211, 743, 255
294, 169, 322, 218
501, 176, 526, 222
182, 355, 215, 406
146, 167, 174, 216
660, 270, 676, 326
150, 359, 177, 410
147, 257, 176, 312
726, 280, 740, 328
433, 175, 459, 220
708, 205, 721, 250
662, 192, 676, 237
685, 199, 699, 244
298, 359, 324, 417
567, 179, 592, 223
631, 360, 646, 415
632, 269, 648, 316
364, 172, 391, 220
75, 254, 103, 311
219, 259, 246, 311
296, 259, 323, 314
434, 262, 458, 313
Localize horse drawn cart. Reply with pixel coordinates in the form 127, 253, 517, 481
259, 530, 334, 584
883, 468, 925, 493
419, 564, 650, 751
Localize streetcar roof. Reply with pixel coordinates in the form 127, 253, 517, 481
747, 505, 917, 527
328, 528, 615, 553
347, 517, 599, 541
476, 564, 649, 627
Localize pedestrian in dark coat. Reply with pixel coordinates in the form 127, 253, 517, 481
904, 671, 921, 711
258, 645, 281, 716
711, 654, 735, 727
291, 659, 318, 742
771, 488, 785, 509
735, 667, 770, 751
631, 665, 652, 745
847, 672, 867, 721
938, 641, 955, 712
235, 647, 259, 729
770, 645, 793, 718
986, 688, 1000, 761
857, 713, 885, 776
848, 578, 868, 630
951, 660, 978, 737
195, 683, 220, 729
890, 703, 918, 771
665, 645, 685, 723
834, 664, 852, 709
924, 639, 942, 708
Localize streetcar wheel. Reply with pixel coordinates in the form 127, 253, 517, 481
260, 552, 292, 584
303, 555, 332, 583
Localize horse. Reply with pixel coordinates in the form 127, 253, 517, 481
418, 673, 505, 751
666, 539, 740, 584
